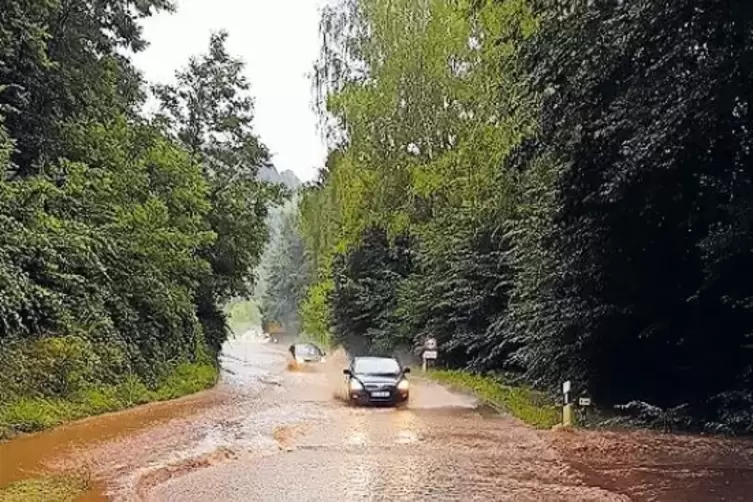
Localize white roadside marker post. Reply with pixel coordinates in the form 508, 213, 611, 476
562, 380, 573, 427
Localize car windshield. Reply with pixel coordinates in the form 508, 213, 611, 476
294, 344, 321, 357
353, 358, 400, 375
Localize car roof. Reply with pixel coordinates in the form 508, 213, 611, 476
352, 356, 398, 363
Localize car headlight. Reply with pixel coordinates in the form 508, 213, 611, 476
397, 379, 409, 391
349, 379, 364, 391
295, 356, 304, 363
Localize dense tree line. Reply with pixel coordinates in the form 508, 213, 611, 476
293, 0, 753, 433
0, 1, 276, 412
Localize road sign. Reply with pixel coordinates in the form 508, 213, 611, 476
422, 350, 438, 360
562, 380, 571, 394
425, 337, 437, 350
579, 397, 592, 406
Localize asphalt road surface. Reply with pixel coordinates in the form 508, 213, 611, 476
3, 333, 752, 501
145, 344, 623, 502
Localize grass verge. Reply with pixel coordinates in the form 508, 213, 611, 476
0, 475, 88, 502
0, 362, 217, 438
427, 370, 560, 429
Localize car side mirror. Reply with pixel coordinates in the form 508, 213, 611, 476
403, 367, 411, 374
343, 369, 351, 376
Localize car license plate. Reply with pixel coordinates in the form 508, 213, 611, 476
371, 391, 390, 398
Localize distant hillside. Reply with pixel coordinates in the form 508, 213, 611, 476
257, 164, 301, 191
280, 170, 302, 190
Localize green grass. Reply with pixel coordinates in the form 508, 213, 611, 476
152, 362, 218, 400
428, 370, 561, 429
0, 475, 88, 502
0, 362, 217, 437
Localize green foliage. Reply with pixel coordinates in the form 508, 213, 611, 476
0, 475, 89, 502
493, 0, 753, 429
0, 117, 215, 387
314, 0, 535, 235
0, 0, 172, 176
393, 215, 513, 368
0, 337, 97, 402
151, 362, 217, 401
331, 227, 411, 355
154, 31, 281, 353
295, 0, 753, 434
0, 7, 273, 432
154, 31, 268, 180
428, 370, 559, 429
0, 398, 68, 432
302, 0, 535, 360
113, 375, 152, 408
0, 362, 216, 434
300, 278, 334, 346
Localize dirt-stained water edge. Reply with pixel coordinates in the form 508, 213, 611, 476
0, 334, 285, 500
0, 390, 221, 489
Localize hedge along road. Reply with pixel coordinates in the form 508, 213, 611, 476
2, 333, 752, 501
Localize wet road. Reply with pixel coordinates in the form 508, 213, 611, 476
3, 334, 752, 501
138, 338, 624, 502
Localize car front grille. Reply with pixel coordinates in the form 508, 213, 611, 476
364, 384, 392, 390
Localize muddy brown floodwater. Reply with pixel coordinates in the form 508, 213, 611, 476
2, 332, 752, 501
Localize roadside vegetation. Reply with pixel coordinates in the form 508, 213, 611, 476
256, 1, 753, 434
0, 362, 216, 438
0, 474, 89, 502
0, 2, 278, 438
428, 371, 560, 429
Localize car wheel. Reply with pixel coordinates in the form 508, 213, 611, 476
347, 395, 361, 407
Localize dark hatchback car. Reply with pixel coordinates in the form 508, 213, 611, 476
343, 356, 410, 406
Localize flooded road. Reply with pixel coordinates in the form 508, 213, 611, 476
145, 343, 623, 502
3, 334, 753, 501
